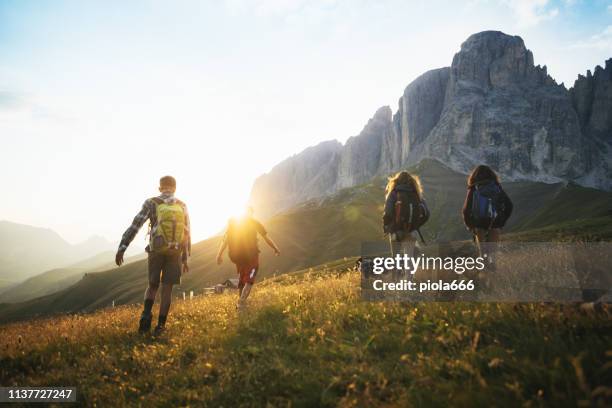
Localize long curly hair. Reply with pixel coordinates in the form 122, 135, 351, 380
385, 171, 423, 199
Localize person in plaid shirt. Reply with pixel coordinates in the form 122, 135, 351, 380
115, 175, 191, 335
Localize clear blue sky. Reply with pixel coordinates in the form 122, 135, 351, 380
1, 0, 610, 244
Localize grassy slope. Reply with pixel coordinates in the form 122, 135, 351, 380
1, 159, 611, 323
0, 263, 610, 407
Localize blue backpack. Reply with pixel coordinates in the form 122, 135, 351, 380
471, 181, 502, 227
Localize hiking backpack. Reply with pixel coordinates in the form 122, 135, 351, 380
149, 198, 186, 254
226, 218, 258, 264
393, 190, 430, 233
470, 181, 502, 228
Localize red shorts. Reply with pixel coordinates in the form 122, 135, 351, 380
236, 255, 259, 287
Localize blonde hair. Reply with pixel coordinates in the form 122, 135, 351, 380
385, 171, 423, 199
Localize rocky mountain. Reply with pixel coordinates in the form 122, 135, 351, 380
570, 59, 612, 188
250, 31, 612, 217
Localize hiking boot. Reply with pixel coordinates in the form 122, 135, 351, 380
153, 325, 165, 337
138, 313, 152, 333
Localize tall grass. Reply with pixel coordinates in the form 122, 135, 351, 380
1, 269, 610, 407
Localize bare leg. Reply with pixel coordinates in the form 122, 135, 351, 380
389, 234, 397, 256
145, 283, 159, 301
474, 229, 487, 258
389, 235, 398, 281
240, 283, 253, 302
487, 228, 501, 264
401, 236, 416, 278
159, 283, 173, 318
238, 283, 253, 311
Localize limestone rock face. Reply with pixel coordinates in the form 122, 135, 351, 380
394, 67, 450, 163
249, 31, 611, 217
422, 31, 587, 183
249, 140, 342, 218
336, 106, 390, 189
570, 58, 612, 188
571, 59, 612, 143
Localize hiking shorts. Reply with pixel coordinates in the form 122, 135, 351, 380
148, 251, 182, 286
235, 255, 259, 288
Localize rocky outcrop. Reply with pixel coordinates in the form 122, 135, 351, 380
336, 106, 391, 189
569, 58, 612, 188
422, 31, 588, 182
250, 68, 453, 216
571, 59, 612, 144
393, 67, 450, 164
249, 140, 342, 218
250, 31, 612, 217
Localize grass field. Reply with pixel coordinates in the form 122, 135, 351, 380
1, 260, 610, 407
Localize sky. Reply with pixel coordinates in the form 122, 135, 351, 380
0, 0, 611, 245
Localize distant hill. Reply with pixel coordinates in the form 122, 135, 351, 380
0, 221, 140, 283
0, 221, 76, 282
0, 251, 146, 304
0, 279, 16, 293
1, 159, 611, 323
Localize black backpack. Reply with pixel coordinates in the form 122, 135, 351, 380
226, 219, 258, 264
393, 189, 430, 233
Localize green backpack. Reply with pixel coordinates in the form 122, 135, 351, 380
149, 198, 186, 254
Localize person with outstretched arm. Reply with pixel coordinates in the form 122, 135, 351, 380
216, 207, 280, 311
115, 175, 191, 335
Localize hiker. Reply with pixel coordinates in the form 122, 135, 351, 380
462, 165, 513, 265
383, 171, 429, 278
216, 207, 280, 310
115, 175, 191, 335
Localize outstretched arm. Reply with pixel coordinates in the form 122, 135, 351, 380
116, 200, 151, 266
216, 237, 228, 265
263, 235, 280, 256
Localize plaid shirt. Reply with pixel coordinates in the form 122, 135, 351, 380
118, 192, 191, 261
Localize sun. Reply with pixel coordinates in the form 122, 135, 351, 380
180, 176, 254, 242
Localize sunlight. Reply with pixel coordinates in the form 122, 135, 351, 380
180, 174, 254, 241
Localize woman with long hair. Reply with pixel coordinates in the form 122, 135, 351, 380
383, 171, 428, 277
462, 165, 513, 264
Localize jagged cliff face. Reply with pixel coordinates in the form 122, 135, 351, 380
249, 140, 342, 218
250, 31, 612, 217
570, 59, 612, 188
337, 106, 391, 189
571, 59, 612, 144
421, 31, 588, 182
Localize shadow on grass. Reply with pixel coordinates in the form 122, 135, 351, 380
208, 304, 345, 407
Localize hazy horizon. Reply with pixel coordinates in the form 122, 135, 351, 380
1, 0, 611, 245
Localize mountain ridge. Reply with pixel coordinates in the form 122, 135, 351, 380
0, 220, 139, 283
249, 31, 612, 218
